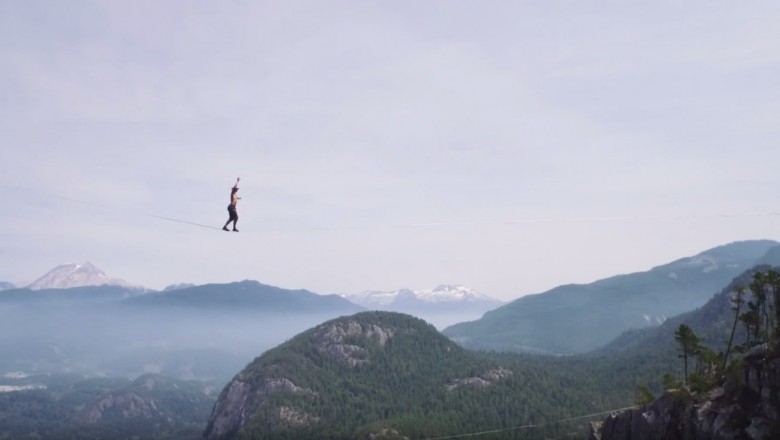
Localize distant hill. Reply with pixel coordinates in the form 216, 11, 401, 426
443, 240, 780, 355
0, 373, 215, 439
0, 281, 14, 291
342, 284, 503, 329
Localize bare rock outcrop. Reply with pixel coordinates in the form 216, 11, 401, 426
590, 347, 780, 440
75, 392, 158, 423
313, 319, 396, 367
447, 367, 513, 391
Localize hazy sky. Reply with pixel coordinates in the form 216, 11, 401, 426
2, 1, 780, 300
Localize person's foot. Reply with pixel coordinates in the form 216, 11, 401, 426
222, 226, 229, 231
232, 228, 239, 232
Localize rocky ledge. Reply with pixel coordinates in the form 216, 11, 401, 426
203, 377, 317, 439
590, 345, 780, 440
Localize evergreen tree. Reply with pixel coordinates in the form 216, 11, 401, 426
674, 324, 701, 386
763, 270, 780, 341
723, 286, 745, 370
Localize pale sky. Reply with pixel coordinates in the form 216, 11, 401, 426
2, 1, 780, 301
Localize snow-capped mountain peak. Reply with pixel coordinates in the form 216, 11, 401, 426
419, 284, 491, 302
26, 262, 138, 290
341, 284, 504, 330
343, 285, 502, 307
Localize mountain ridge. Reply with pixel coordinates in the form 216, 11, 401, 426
443, 240, 780, 355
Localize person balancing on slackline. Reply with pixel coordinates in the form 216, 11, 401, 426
222, 177, 241, 232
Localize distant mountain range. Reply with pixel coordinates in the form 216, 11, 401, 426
9, 264, 497, 319
7, 261, 503, 330
443, 240, 780, 355
4, 239, 779, 373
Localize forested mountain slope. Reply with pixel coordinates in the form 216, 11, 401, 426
591, 266, 780, 440
444, 240, 780, 354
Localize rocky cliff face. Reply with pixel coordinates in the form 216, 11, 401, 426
590, 346, 780, 440
204, 377, 318, 439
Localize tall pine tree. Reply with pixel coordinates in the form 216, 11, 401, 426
674, 324, 701, 386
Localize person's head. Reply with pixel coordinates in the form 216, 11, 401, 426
232, 187, 239, 194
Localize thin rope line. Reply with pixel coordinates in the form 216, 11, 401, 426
51, 194, 226, 231
4, 185, 778, 233
422, 405, 639, 440
147, 215, 223, 231
42, 200, 780, 232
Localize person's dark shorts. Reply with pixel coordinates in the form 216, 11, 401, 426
227, 204, 238, 220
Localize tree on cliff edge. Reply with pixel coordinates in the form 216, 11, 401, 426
674, 324, 702, 386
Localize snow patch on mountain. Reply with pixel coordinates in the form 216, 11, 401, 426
672, 254, 727, 274
417, 285, 499, 303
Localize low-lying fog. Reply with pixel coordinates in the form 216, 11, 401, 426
0, 286, 489, 388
